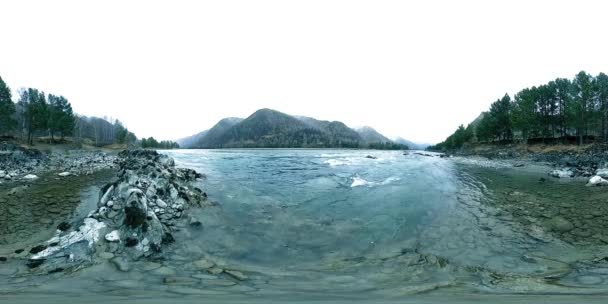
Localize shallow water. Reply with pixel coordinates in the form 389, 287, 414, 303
2, 149, 608, 302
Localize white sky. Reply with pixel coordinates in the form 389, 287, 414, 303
1, 0, 607, 144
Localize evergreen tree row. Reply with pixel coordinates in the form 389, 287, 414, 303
431, 71, 608, 151
140, 137, 180, 149
0, 75, 137, 146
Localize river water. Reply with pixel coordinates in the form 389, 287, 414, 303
2, 149, 608, 303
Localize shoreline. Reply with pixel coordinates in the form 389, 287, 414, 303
3, 147, 608, 297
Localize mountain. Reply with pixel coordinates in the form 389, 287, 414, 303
177, 130, 207, 148
394, 137, 430, 150
178, 117, 242, 148
180, 108, 407, 149
296, 116, 362, 144
356, 126, 391, 144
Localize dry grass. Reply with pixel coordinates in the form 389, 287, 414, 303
526, 143, 592, 154
466, 142, 593, 155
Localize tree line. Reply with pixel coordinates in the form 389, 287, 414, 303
140, 137, 179, 149
0, 75, 140, 146
431, 71, 608, 151
0, 75, 184, 149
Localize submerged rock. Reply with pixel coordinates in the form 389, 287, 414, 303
545, 217, 574, 233
224, 270, 248, 281
111, 256, 131, 272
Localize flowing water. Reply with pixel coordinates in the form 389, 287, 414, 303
2, 149, 608, 303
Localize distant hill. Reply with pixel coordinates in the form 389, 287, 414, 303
177, 130, 207, 148
356, 126, 391, 144
394, 137, 430, 150
179, 108, 407, 149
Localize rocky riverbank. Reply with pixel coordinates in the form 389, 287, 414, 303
0, 143, 117, 182
434, 142, 608, 186
13, 149, 208, 274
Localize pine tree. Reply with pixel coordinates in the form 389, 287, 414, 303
594, 73, 608, 141
572, 71, 593, 144
511, 87, 538, 143
23, 88, 48, 144
0, 76, 17, 135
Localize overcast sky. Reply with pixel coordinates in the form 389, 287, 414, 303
1, 0, 608, 143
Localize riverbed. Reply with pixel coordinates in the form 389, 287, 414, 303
2, 149, 608, 302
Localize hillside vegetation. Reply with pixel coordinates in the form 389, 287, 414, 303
431, 71, 608, 151
179, 109, 407, 149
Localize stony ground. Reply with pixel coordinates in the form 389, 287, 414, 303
461, 163, 608, 247
0, 169, 116, 251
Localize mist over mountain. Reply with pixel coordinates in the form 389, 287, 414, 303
356, 126, 392, 144
393, 137, 430, 150
178, 109, 410, 149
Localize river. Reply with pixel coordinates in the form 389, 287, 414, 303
2, 149, 608, 303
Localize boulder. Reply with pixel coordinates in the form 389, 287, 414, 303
23, 149, 206, 272
549, 169, 574, 178
587, 175, 608, 186
596, 168, 608, 179
105, 230, 120, 242
545, 217, 574, 233
111, 256, 131, 272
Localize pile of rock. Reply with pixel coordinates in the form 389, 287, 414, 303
26, 149, 206, 272
0, 144, 46, 181
51, 152, 118, 176
0, 144, 118, 182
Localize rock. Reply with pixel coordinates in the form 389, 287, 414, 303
203, 279, 237, 287
105, 230, 120, 242
207, 267, 224, 275
192, 259, 215, 270
23, 174, 39, 180
29, 245, 48, 254
125, 237, 138, 247
111, 257, 131, 272
587, 175, 608, 186
57, 222, 71, 231
26, 259, 45, 268
224, 270, 248, 281
19, 149, 206, 274
99, 252, 115, 259
576, 275, 603, 285
8, 207, 20, 216
192, 274, 218, 280
163, 276, 199, 285
99, 185, 114, 207
58, 172, 71, 177
141, 262, 162, 271
549, 169, 574, 178
596, 168, 608, 178
546, 217, 574, 233
156, 198, 168, 208
189, 216, 202, 228
365, 155, 377, 159
153, 266, 177, 276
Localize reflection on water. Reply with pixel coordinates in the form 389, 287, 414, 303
2, 149, 608, 301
